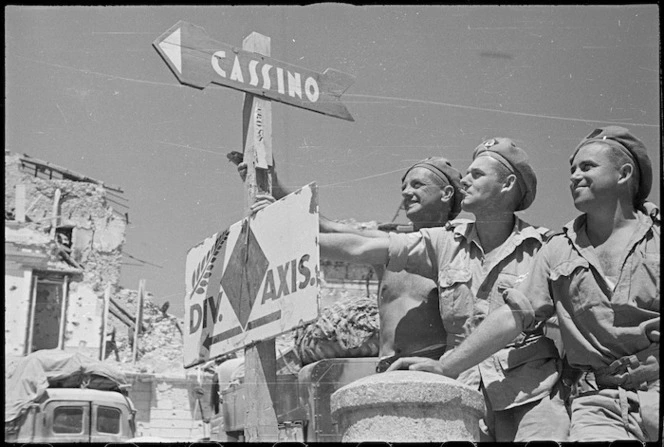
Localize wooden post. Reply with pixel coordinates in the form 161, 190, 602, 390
132, 279, 145, 363
58, 275, 69, 350
15, 184, 26, 222
26, 273, 38, 355
241, 32, 279, 442
49, 188, 61, 240
100, 283, 111, 360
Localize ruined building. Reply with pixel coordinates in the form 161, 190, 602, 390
4, 151, 128, 360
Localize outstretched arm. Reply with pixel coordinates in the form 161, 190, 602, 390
234, 153, 395, 240
387, 303, 523, 377
320, 216, 389, 238
320, 232, 390, 266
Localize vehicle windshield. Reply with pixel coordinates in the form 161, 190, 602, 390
53, 406, 83, 434
97, 406, 121, 434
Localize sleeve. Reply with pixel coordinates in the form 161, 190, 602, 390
502, 241, 556, 332
386, 231, 437, 280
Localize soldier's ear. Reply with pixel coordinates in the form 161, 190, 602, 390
617, 163, 635, 185
440, 185, 455, 204
501, 174, 518, 193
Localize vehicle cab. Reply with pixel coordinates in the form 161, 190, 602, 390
7, 388, 136, 443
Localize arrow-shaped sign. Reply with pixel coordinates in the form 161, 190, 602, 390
153, 21, 355, 121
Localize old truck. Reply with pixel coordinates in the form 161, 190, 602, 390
209, 356, 378, 442
5, 349, 136, 443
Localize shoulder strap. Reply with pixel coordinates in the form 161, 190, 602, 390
533, 226, 560, 243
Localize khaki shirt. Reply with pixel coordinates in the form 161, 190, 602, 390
387, 217, 560, 410
504, 208, 660, 374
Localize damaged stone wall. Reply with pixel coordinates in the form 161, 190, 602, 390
104, 288, 186, 376
5, 152, 127, 358
5, 152, 127, 292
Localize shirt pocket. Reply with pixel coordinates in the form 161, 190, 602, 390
438, 267, 473, 335
631, 253, 660, 311
492, 272, 523, 310
550, 257, 594, 314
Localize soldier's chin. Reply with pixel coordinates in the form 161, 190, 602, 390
572, 195, 594, 212
460, 198, 476, 213
405, 207, 421, 220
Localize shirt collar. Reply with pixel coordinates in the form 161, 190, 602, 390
563, 209, 656, 253
452, 215, 545, 250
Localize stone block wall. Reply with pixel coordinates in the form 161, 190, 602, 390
126, 373, 214, 442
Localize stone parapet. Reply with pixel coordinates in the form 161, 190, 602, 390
331, 370, 484, 442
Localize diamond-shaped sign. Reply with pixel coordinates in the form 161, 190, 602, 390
184, 183, 320, 367
220, 221, 269, 329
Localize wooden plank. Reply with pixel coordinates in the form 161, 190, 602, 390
100, 284, 111, 360
241, 31, 279, 443
132, 279, 145, 363
49, 188, 61, 240
244, 341, 279, 441
26, 272, 37, 355
109, 297, 147, 331
58, 275, 69, 350
19, 155, 124, 193
109, 304, 132, 328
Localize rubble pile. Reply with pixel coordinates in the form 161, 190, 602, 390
105, 288, 186, 376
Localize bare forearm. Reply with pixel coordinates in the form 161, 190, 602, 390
319, 233, 389, 265
320, 215, 388, 238
441, 304, 523, 378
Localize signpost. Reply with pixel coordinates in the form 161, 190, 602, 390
153, 20, 355, 122
154, 21, 353, 442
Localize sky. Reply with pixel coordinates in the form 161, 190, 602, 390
6, 5, 661, 318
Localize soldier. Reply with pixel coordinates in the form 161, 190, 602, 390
320, 138, 569, 442
390, 126, 660, 442
236, 154, 463, 366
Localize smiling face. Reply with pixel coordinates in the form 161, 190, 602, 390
401, 167, 448, 224
460, 156, 513, 215
569, 142, 623, 213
